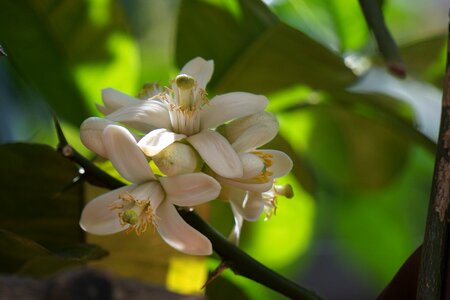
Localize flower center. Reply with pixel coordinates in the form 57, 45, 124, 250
252, 151, 274, 183
109, 192, 157, 236
161, 74, 209, 136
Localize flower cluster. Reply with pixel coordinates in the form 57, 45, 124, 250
79, 57, 293, 255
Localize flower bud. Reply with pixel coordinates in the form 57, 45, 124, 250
153, 142, 201, 176
80, 117, 116, 157
274, 183, 294, 198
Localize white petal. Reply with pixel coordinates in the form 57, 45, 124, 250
98, 88, 140, 115
226, 112, 279, 152
200, 92, 268, 129
220, 177, 274, 193
262, 150, 293, 178
80, 185, 133, 235
160, 173, 220, 206
242, 192, 264, 221
138, 128, 186, 156
80, 117, 116, 157
227, 186, 246, 215
106, 99, 171, 132
180, 57, 214, 89
131, 181, 165, 211
103, 125, 155, 183
239, 152, 265, 180
229, 202, 244, 245
187, 130, 243, 178
156, 201, 212, 255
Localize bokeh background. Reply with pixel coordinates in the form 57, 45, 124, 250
0, 0, 448, 299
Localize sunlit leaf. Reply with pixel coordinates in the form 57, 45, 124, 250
268, 0, 369, 52
0, 0, 136, 126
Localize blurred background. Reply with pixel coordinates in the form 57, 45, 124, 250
0, 0, 448, 299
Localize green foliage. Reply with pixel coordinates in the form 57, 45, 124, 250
0, 143, 82, 248
0, 0, 137, 126
0, 0, 446, 298
0, 229, 107, 276
0, 143, 107, 276
176, 0, 355, 95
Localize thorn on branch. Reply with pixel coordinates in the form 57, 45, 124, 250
202, 261, 229, 288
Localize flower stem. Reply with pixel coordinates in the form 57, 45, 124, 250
416, 16, 450, 299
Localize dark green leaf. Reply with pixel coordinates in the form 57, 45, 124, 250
176, 0, 355, 94
0, 143, 83, 249
0, 229, 107, 276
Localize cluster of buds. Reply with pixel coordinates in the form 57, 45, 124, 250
79, 57, 293, 255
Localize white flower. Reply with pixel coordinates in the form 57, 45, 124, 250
214, 112, 293, 243
99, 57, 269, 178
79, 125, 220, 255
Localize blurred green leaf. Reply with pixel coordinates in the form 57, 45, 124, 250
268, 0, 369, 52
332, 146, 431, 286
400, 34, 446, 86
0, 229, 107, 276
0, 143, 82, 249
278, 103, 410, 191
0, 0, 135, 126
176, 0, 355, 95
206, 275, 251, 300
0, 229, 50, 273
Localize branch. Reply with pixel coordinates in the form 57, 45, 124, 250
179, 210, 321, 300
53, 115, 124, 190
416, 16, 450, 299
358, 0, 406, 78
53, 121, 321, 300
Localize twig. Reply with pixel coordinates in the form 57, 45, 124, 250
358, 0, 406, 78
416, 16, 450, 299
179, 210, 321, 300
53, 120, 321, 300
53, 115, 124, 190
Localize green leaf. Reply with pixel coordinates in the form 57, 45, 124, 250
332, 146, 431, 286
400, 35, 446, 86
0, 229, 107, 276
0, 0, 136, 126
268, 0, 369, 52
176, 0, 355, 95
0, 143, 83, 249
0, 229, 50, 273
278, 103, 410, 191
